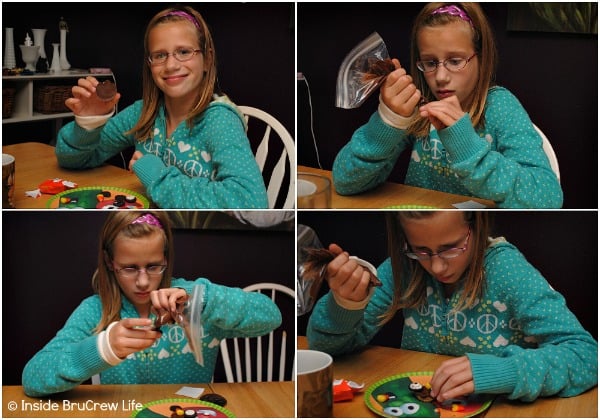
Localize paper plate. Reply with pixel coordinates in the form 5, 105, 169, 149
46, 186, 149, 209
131, 398, 235, 418
383, 205, 438, 209
364, 372, 493, 418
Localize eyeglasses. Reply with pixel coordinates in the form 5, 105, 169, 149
416, 53, 477, 73
404, 228, 471, 261
148, 48, 202, 65
114, 264, 167, 278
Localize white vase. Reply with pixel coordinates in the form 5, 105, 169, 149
4, 27, 16, 69
19, 45, 40, 71
32, 28, 47, 59
59, 28, 70, 70
50, 43, 61, 73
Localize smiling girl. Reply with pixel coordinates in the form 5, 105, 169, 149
22, 212, 281, 397
55, 6, 268, 209
306, 211, 597, 402
332, 3, 562, 208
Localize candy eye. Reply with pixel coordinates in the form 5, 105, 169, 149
400, 403, 420, 415
383, 403, 421, 417
383, 406, 404, 417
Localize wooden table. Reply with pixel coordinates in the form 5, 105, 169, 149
3, 381, 293, 418
2, 142, 146, 209
298, 336, 597, 418
298, 165, 495, 209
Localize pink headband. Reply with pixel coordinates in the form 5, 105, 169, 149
163, 10, 201, 31
431, 5, 473, 26
131, 213, 163, 229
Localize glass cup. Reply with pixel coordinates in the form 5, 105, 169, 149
297, 173, 331, 209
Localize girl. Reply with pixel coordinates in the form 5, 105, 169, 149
22, 211, 281, 397
307, 211, 597, 402
55, 6, 268, 209
332, 3, 563, 208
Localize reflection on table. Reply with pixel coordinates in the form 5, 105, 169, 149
2, 381, 294, 418
3, 142, 146, 209
297, 165, 495, 209
298, 336, 597, 418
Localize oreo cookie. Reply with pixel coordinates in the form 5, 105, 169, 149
96, 80, 117, 101
199, 393, 227, 407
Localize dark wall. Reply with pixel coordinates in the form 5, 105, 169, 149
2, 211, 295, 385
297, 211, 598, 346
3, 2, 295, 147
297, 3, 598, 209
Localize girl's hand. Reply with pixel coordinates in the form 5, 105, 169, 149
108, 318, 162, 359
418, 96, 465, 131
150, 288, 189, 314
380, 58, 422, 118
64, 76, 120, 116
430, 356, 475, 402
128, 151, 144, 172
326, 243, 373, 302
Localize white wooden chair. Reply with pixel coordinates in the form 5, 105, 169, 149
219, 282, 295, 382
238, 106, 295, 209
533, 124, 560, 183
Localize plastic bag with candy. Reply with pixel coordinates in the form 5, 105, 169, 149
297, 224, 325, 316
151, 284, 205, 366
298, 228, 382, 317
335, 32, 395, 109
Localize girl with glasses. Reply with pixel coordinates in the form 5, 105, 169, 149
55, 6, 268, 209
22, 212, 281, 397
306, 211, 597, 402
332, 3, 562, 208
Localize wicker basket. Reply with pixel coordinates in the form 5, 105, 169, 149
34, 85, 72, 114
3, 87, 15, 119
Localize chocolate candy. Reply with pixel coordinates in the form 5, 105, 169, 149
200, 393, 227, 407
96, 80, 117, 101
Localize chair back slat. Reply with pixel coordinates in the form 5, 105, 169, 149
279, 331, 287, 381
220, 340, 234, 383
218, 283, 295, 383
237, 106, 295, 209
254, 126, 271, 171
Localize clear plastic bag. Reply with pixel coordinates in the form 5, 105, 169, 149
335, 32, 395, 109
152, 284, 205, 365
297, 225, 324, 316
297, 225, 383, 316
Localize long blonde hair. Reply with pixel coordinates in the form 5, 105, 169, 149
93, 211, 174, 332
380, 211, 491, 325
127, 6, 218, 141
407, 3, 498, 138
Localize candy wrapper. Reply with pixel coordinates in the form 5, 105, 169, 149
152, 284, 205, 366
335, 32, 395, 109
39, 178, 77, 194
334, 379, 365, 402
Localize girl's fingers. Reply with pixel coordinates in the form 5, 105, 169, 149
430, 356, 474, 401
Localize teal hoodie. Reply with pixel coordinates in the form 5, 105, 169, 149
332, 87, 563, 208
23, 278, 281, 397
307, 239, 597, 401
56, 96, 268, 209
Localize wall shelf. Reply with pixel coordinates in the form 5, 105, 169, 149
3, 69, 115, 125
